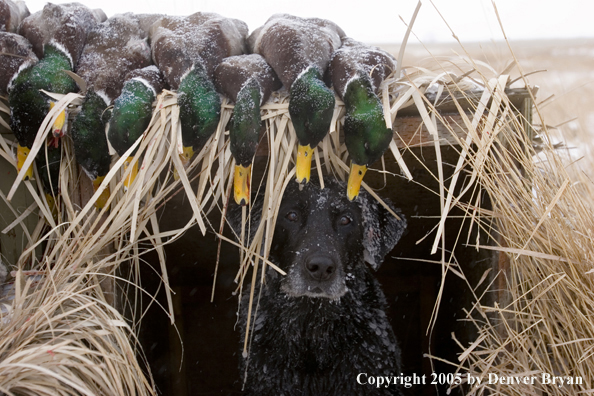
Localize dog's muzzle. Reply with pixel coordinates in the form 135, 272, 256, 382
305, 256, 336, 282
281, 253, 347, 299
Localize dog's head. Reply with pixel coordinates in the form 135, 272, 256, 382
229, 178, 406, 300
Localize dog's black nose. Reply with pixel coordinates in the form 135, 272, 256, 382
305, 256, 336, 281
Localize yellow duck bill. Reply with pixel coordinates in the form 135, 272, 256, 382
49, 102, 67, 138
17, 144, 34, 180
296, 144, 314, 184
180, 145, 195, 167
45, 193, 58, 221
173, 146, 196, 181
347, 162, 368, 201
123, 157, 138, 191
92, 175, 111, 209
234, 164, 252, 206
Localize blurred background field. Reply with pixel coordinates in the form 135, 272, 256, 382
379, 37, 594, 175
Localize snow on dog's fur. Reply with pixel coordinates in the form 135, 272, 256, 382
229, 178, 406, 395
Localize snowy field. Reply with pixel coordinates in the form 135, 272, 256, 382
379, 38, 594, 173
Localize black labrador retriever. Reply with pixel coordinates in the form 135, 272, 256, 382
229, 177, 406, 395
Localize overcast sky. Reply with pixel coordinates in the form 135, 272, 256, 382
22, 0, 594, 44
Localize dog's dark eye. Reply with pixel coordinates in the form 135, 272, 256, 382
339, 215, 352, 226
285, 211, 299, 222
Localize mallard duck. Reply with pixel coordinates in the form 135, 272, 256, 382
0, 0, 29, 33
18, 3, 106, 137
214, 54, 282, 205
328, 38, 396, 200
248, 14, 345, 184
150, 12, 248, 165
72, 14, 153, 206
36, 137, 61, 218
71, 89, 111, 206
9, 3, 104, 179
176, 63, 220, 163
8, 42, 77, 179
108, 66, 166, 189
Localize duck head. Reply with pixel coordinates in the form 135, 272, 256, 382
35, 43, 76, 139
108, 78, 156, 191
49, 101, 67, 140
288, 66, 335, 184
230, 78, 262, 206
9, 68, 48, 180
9, 42, 76, 180
343, 72, 393, 201
177, 63, 221, 166
71, 89, 112, 209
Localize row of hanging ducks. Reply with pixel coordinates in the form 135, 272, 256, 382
0, 0, 398, 210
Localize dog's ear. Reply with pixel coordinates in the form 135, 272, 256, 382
359, 193, 407, 270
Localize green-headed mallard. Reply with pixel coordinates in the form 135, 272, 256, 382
176, 62, 220, 163
72, 14, 154, 206
328, 38, 396, 200
214, 54, 282, 205
18, 2, 106, 137
150, 12, 247, 165
8, 42, 77, 179
0, 0, 30, 33
71, 89, 112, 206
8, 3, 104, 179
108, 66, 166, 190
248, 14, 345, 184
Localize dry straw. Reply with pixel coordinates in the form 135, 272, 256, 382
1, 8, 593, 393
0, 88, 235, 394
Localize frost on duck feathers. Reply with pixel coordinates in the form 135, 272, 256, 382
0, 32, 37, 95
149, 12, 248, 90
76, 14, 154, 102
18, 2, 106, 64
214, 54, 281, 104
248, 13, 345, 89
327, 37, 397, 99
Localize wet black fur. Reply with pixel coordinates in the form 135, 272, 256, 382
229, 178, 406, 396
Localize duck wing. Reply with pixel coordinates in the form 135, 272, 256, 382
76, 14, 153, 102
328, 37, 396, 99
249, 13, 345, 89
134, 13, 164, 37
150, 12, 248, 89
18, 3, 106, 64
214, 54, 281, 104
0, 31, 37, 95
0, 0, 29, 33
